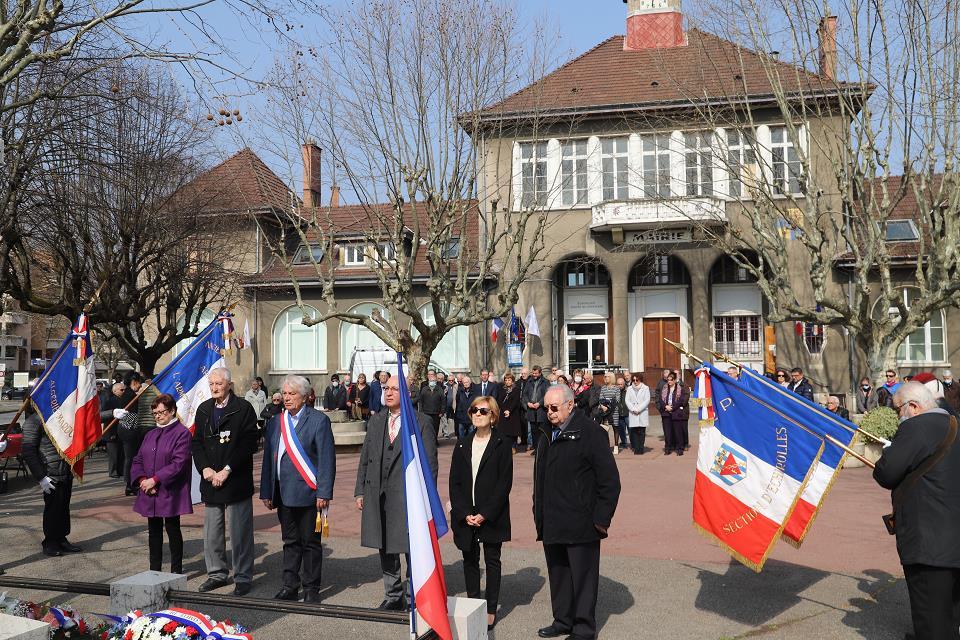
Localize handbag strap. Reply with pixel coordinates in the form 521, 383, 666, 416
891, 415, 958, 510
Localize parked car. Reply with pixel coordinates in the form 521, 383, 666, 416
2, 387, 28, 401
348, 347, 450, 383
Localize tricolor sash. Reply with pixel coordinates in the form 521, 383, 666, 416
277, 410, 318, 490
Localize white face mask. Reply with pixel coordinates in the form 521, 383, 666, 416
574, 376, 583, 384
332, 381, 339, 387
428, 381, 436, 388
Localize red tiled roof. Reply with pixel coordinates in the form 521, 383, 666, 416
479, 30, 855, 118
176, 148, 295, 213
246, 200, 482, 286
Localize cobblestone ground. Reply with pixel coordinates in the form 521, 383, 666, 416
0, 428, 911, 639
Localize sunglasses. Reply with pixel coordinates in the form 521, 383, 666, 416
546, 403, 570, 413
886, 374, 896, 378
468, 406, 491, 416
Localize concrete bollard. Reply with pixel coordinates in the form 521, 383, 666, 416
109, 571, 186, 616
0, 612, 49, 640
415, 596, 487, 640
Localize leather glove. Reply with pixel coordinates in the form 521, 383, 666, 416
39, 476, 56, 494
113, 409, 129, 419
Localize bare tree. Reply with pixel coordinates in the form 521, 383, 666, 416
253, 0, 564, 382
628, 0, 960, 384
11, 64, 246, 375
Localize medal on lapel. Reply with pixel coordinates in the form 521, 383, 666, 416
219, 430, 232, 444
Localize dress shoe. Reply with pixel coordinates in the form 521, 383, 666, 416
537, 625, 571, 638
197, 577, 232, 592
676, 449, 684, 456
124, 488, 136, 496
59, 540, 82, 553
42, 547, 62, 558
567, 635, 595, 640
377, 599, 405, 611
274, 587, 299, 601
233, 582, 251, 596
303, 589, 321, 603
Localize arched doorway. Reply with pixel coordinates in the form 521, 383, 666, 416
627, 254, 691, 373
553, 257, 611, 373
709, 254, 765, 370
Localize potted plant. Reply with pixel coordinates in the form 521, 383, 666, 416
857, 406, 899, 464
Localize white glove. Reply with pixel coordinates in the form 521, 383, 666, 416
0, 439, 7, 454
113, 409, 129, 419
881, 437, 892, 448
39, 476, 56, 494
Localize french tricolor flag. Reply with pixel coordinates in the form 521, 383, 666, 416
152, 314, 228, 434
736, 367, 857, 546
692, 364, 825, 571
30, 313, 102, 479
490, 317, 504, 344
396, 353, 452, 640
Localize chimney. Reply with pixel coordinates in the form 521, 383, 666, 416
817, 15, 838, 80
302, 142, 321, 208
330, 184, 340, 208
623, 0, 686, 51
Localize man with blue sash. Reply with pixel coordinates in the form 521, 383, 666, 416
260, 374, 336, 603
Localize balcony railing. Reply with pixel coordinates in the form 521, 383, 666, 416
0, 334, 25, 347
591, 197, 727, 231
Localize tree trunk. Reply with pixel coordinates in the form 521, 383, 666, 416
859, 334, 900, 388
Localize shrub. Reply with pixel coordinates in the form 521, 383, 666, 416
858, 406, 899, 442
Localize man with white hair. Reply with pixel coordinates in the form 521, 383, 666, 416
874, 381, 960, 639
192, 367, 259, 595
260, 375, 335, 603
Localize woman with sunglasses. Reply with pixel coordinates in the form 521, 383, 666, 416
773, 369, 790, 388
659, 372, 689, 456
449, 396, 512, 630
130, 393, 193, 574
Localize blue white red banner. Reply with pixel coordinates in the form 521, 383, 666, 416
736, 367, 857, 546
692, 364, 825, 571
30, 313, 102, 478
396, 352, 451, 640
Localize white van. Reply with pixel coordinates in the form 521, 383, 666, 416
348, 347, 450, 382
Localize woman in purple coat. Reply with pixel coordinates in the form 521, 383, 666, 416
130, 393, 193, 574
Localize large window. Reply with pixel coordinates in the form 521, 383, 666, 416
770, 126, 803, 195
640, 134, 671, 199
890, 288, 947, 363
519, 142, 548, 208
630, 255, 690, 288
714, 315, 762, 357
684, 132, 714, 196
341, 244, 366, 266
726, 129, 757, 198
554, 258, 610, 288
601, 137, 629, 201
412, 304, 469, 371
340, 303, 390, 368
272, 306, 327, 371
561, 139, 589, 206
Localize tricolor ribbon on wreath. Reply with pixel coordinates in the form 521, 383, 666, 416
277, 410, 318, 490
690, 366, 716, 427
146, 608, 252, 640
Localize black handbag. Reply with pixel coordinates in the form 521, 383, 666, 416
883, 416, 957, 535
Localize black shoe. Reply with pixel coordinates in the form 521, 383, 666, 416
303, 589, 321, 603
198, 577, 232, 592
125, 488, 136, 496
42, 547, 62, 557
377, 599, 405, 611
676, 449, 684, 456
538, 625, 571, 638
59, 540, 82, 553
232, 582, 251, 596
274, 587, 299, 601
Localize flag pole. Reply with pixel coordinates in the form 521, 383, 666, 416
663, 339, 704, 365
703, 347, 889, 447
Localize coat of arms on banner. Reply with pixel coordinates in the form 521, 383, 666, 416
710, 443, 747, 486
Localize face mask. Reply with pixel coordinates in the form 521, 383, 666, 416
574, 376, 583, 384
332, 382, 339, 387
861, 384, 871, 391
428, 381, 436, 388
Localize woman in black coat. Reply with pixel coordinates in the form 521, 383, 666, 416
496, 373, 522, 451
449, 395, 512, 630
658, 371, 689, 456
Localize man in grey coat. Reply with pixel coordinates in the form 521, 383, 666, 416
354, 377, 438, 610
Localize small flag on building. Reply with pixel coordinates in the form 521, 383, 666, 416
490, 318, 504, 344
524, 305, 540, 337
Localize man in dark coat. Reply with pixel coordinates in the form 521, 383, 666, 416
533, 384, 620, 640
418, 369, 447, 442
786, 367, 815, 402
521, 366, 548, 451
260, 374, 336, 603
21, 406, 82, 556
368, 371, 388, 415
454, 375, 479, 440
321, 374, 348, 412
942, 370, 960, 414
119, 372, 144, 495
477, 369, 500, 399
354, 377, 438, 610
874, 381, 960, 639
192, 367, 259, 596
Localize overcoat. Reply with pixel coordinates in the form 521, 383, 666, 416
355, 409, 438, 553
449, 429, 512, 550
192, 393, 259, 505
495, 385, 522, 438
259, 406, 336, 506
130, 421, 193, 518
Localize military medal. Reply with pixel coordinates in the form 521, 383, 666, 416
219, 429, 231, 444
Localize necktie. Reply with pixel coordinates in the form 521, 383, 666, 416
552, 428, 561, 442
389, 413, 399, 443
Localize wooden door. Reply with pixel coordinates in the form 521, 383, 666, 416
643, 318, 681, 372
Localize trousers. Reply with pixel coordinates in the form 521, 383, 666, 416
148, 516, 183, 573
903, 563, 960, 640
379, 549, 410, 605
544, 541, 601, 638
203, 499, 254, 584
462, 539, 502, 614
276, 486, 323, 591
42, 475, 73, 549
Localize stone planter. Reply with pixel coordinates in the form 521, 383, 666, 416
844, 441, 867, 468
863, 441, 885, 465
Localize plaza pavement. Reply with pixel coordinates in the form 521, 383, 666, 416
0, 422, 911, 639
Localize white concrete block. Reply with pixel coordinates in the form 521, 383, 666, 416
415, 596, 488, 640
0, 612, 49, 640
109, 571, 187, 616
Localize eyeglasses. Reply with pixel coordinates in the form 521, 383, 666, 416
546, 403, 569, 413
776, 374, 786, 378
886, 373, 896, 378
151, 409, 170, 417
468, 406, 491, 416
